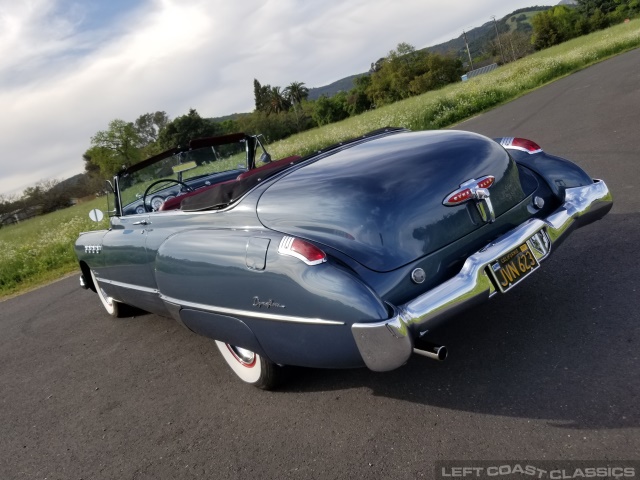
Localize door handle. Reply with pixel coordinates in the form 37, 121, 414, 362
133, 219, 150, 225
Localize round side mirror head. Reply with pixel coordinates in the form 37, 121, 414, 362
89, 209, 104, 222
259, 152, 272, 164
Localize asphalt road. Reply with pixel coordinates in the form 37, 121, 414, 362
2, 49, 639, 480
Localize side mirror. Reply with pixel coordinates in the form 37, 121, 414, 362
259, 152, 272, 164
89, 209, 104, 222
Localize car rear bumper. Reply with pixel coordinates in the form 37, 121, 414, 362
351, 179, 613, 372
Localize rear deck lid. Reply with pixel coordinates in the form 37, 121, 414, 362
257, 130, 526, 271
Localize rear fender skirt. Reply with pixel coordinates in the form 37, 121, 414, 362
178, 309, 269, 358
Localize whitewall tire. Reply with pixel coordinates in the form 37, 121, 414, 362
215, 341, 282, 389
90, 270, 128, 318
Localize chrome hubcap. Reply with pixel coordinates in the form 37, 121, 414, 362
230, 346, 256, 365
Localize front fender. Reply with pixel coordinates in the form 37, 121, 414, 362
75, 230, 109, 269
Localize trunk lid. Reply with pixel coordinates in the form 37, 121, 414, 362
257, 130, 526, 272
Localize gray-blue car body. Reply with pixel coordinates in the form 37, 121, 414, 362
75, 128, 612, 388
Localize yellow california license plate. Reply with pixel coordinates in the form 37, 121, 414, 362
489, 241, 540, 293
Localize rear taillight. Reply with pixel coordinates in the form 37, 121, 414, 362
476, 176, 494, 189
500, 137, 543, 154
445, 188, 472, 205
444, 175, 494, 206
278, 236, 327, 265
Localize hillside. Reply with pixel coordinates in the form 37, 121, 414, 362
425, 6, 550, 63
304, 5, 551, 99
307, 74, 368, 100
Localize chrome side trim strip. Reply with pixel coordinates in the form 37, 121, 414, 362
352, 179, 613, 372
97, 278, 159, 294
96, 277, 343, 325
159, 294, 344, 326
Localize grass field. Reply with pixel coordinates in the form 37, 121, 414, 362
1, 19, 639, 299
0, 197, 109, 297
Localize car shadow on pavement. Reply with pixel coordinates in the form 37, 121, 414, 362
279, 213, 639, 431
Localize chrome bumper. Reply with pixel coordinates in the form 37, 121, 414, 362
352, 180, 613, 372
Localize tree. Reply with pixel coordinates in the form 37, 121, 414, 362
133, 111, 169, 158
253, 79, 271, 113
264, 86, 291, 115
365, 43, 462, 106
345, 75, 373, 115
531, 6, 581, 49
576, 0, 618, 16
21, 179, 71, 214
134, 111, 169, 146
157, 109, 221, 149
88, 119, 143, 176
501, 31, 535, 60
284, 81, 309, 105
235, 110, 304, 143
612, 0, 640, 20
311, 94, 349, 126
0, 193, 17, 217
284, 81, 309, 130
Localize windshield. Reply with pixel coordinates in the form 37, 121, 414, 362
118, 139, 249, 211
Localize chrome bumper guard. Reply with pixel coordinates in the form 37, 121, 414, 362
352, 180, 612, 372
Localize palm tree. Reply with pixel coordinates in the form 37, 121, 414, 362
265, 86, 291, 115
284, 81, 309, 130
284, 81, 309, 105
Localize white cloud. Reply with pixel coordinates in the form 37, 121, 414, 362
0, 0, 553, 195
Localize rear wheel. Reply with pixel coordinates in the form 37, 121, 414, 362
90, 270, 129, 318
214, 341, 283, 389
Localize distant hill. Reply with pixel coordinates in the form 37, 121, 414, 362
425, 6, 550, 63
303, 5, 551, 98
56, 173, 88, 193
307, 74, 368, 100
212, 112, 251, 123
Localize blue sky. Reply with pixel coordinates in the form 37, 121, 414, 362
0, 0, 554, 196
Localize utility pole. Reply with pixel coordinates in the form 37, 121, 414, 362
491, 15, 506, 64
508, 35, 517, 62
462, 30, 474, 71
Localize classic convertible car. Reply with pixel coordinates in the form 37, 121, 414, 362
75, 128, 612, 388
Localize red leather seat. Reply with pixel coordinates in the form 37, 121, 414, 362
158, 155, 302, 212
158, 179, 237, 211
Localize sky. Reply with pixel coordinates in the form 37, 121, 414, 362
0, 0, 555, 197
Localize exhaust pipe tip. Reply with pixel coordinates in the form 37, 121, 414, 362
413, 343, 447, 362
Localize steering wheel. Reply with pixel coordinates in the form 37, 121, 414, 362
142, 179, 194, 212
